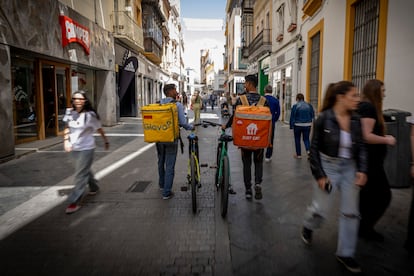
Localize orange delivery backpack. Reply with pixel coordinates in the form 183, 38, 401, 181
232, 95, 272, 149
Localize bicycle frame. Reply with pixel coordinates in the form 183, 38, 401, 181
216, 129, 230, 188
187, 132, 201, 185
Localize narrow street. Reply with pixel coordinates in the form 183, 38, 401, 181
0, 108, 413, 275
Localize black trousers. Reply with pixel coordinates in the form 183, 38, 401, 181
406, 183, 414, 250
241, 148, 264, 189
359, 164, 392, 233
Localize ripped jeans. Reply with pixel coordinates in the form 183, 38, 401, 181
303, 153, 360, 257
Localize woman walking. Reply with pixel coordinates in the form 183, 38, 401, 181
301, 81, 367, 273
63, 90, 109, 214
358, 79, 396, 241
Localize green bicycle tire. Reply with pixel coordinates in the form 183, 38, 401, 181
190, 154, 197, 214
221, 155, 230, 218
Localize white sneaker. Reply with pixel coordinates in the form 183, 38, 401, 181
265, 158, 271, 163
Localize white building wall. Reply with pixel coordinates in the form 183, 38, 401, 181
383, 1, 414, 115
299, 1, 346, 101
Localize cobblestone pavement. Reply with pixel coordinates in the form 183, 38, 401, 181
0, 108, 413, 275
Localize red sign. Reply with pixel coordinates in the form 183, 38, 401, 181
60, 15, 90, 55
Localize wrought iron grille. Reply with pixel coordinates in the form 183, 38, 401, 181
310, 32, 320, 111
352, 0, 380, 89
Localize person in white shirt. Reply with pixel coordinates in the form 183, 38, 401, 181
62, 90, 109, 214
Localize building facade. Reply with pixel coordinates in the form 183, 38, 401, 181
225, 0, 248, 96
227, 0, 414, 123
0, 0, 186, 161
0, 0, 115, 160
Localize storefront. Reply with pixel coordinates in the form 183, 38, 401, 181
0, 1, 115, 160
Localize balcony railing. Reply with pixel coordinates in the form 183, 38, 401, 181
144, 37, 162, 64
248, 29, 271, 61
111, 11, 144, 52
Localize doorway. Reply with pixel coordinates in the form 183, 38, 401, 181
41, 62, 70, 137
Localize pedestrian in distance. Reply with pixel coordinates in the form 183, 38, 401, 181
405, 116, 414, 253
223, 74, 268, 200
230, 92, 238, 114
290, 93, 315, 159
190, 90, 202, 124
358, 79, 396, 242
301, 81, 367, 273
263, 85, 280, 162
63, 90, 109, 214
157, 84, 193, 200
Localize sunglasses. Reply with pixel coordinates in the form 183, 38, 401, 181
72, 97, 85, 101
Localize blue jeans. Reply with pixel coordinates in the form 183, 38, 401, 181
293, 125, 311, 156
303, 153, 360, 257
68, 149, 99, 204
156, 142, 178, 197
265, 122, 276, 159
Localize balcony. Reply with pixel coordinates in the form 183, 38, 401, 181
111, 11, 144, 52
248, 29, 271, 62
303, 0, 323, 17
144, 37, 162, 64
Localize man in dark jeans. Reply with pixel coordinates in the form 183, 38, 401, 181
289, 93, 314, 159
264, 85, 280, 162
156, 84, 193, 200
223, 74, 268, 200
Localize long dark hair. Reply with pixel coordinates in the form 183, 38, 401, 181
71, 90, 100, 119
362, 79, 385, 135
320, 81, 356, 112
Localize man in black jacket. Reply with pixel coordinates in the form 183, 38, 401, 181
224, 74, 268, 200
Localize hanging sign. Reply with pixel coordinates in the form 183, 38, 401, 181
60, 15, 90, 55
118, 56, 139, 100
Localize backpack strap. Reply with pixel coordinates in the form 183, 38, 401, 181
257, 96, 266, 107
240, 95, 249, 106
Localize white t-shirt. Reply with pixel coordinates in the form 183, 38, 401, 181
63, 108, 102, 151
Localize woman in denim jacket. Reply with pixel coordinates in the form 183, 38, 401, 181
301, 81, 367, 273
290, 93, 314, 158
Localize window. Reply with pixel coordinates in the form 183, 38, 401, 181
277, 4, 285, 35
306, 19, 323, 112
11, 57, 36, 142
351, 0, 380, 89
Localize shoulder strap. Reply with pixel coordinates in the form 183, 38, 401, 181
257, 96, 266, 107
240, 95, 249, 106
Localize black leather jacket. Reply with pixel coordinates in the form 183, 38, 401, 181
309, 109, 368, 180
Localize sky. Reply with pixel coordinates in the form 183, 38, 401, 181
180, 0, 227, 76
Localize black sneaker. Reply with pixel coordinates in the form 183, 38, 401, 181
229, 186, 237, 195
336, 256, 362, 273
301, 227, 312, 245
254, 185, 262, 200
245, 189, 253, 200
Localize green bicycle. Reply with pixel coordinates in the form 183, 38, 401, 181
202, 120, 233, 218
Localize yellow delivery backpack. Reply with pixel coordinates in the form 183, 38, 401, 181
141, 102, 179, 143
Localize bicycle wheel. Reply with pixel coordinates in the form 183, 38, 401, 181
190, 154, 197, 213
220, 155, 230, 218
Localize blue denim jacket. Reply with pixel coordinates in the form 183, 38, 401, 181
290, 101, 314, 129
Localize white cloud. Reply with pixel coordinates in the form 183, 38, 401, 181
182, 18, 225, 75
182, 18, 223, 31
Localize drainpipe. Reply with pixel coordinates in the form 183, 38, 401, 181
114, 0, 118, 34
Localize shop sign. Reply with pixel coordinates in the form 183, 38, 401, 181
60, 15, 90, 55
118, 56, 139, 100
